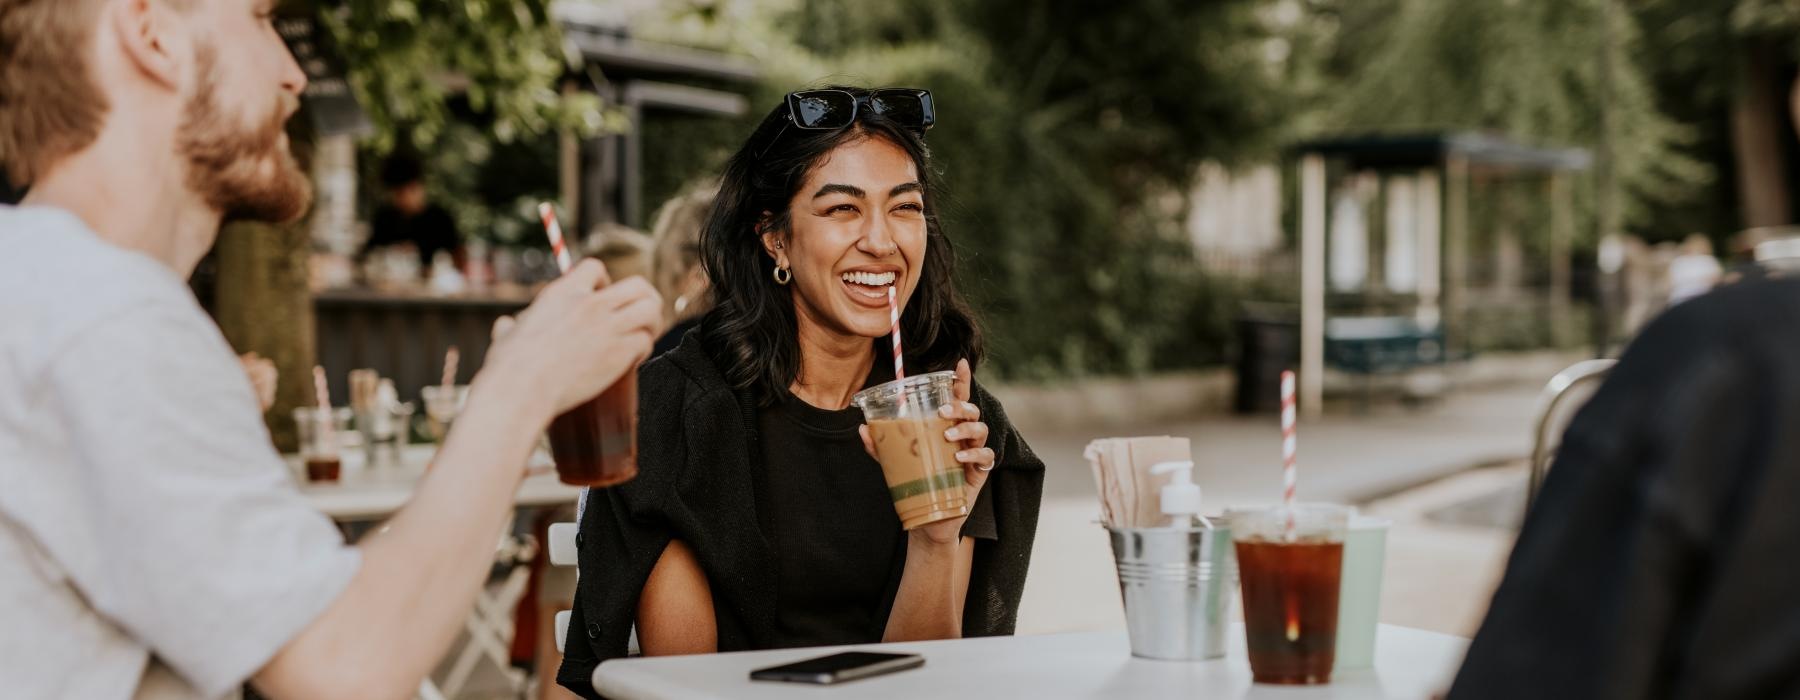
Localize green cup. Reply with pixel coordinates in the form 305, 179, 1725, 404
1334, 515, 1390, 670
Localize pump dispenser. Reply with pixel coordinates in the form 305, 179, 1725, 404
1149, 461, 1207, 528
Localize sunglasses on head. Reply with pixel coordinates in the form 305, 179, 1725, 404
756, 88, 936, 158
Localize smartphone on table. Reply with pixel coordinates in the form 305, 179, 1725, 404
749, 651, 925, 685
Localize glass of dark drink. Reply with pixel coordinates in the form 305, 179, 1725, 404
293, 406, 343, 483
545, 371, 638, 487
1229, 503, 1351, 685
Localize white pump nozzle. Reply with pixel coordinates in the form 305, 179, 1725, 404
1149, 461, 1203, 523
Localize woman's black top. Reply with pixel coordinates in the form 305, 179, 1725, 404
557, 328, 1042, 698
756, 363, 997, 647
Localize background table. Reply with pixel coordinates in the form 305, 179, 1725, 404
288, 444, 580, 521
288, 443, 580, 698
595, 624, 1469, 699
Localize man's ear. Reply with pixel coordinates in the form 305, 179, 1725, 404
757, 210, 786, 264
109, 0, 187, 91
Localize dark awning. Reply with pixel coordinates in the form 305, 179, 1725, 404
556, 6, 758, 85
1290, 132, 1591, 172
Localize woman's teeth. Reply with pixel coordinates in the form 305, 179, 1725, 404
841, 271, 896, 287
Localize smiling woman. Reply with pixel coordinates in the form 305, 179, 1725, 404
558, 86, 1046, 698
703, 88, 980, 397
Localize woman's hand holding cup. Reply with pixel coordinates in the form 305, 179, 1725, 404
860, 358, 993, 545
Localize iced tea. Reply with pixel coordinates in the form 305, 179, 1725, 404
1229, 503, 1351, 685
305, 457, 342, 483
1236, 538, 1344, 684
546, 371, 638, 487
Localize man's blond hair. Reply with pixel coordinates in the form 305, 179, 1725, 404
0, 0, 118, 187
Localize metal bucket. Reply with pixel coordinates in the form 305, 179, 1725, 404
1108, 524, 1237, 660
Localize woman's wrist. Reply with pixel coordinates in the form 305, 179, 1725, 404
908, 526, 964, 550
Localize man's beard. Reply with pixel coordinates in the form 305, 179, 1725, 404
175, 47, 311, 224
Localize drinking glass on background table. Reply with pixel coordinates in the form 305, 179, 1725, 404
1230, 503, 1351, 685
852, 371, 970, 530
294, 407, 345, 483
421, 384, 469, 442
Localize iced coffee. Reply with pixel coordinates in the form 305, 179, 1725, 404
853, 371, 970, 530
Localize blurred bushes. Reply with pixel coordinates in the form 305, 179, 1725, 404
636, 0, 1303, 380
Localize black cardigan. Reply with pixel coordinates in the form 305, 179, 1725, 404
557, 331, 1046, 697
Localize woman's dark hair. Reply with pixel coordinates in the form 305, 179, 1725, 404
698, 86, 983, 398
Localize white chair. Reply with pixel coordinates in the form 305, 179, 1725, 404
547, 522, 641, 657
549, 522, 578, 654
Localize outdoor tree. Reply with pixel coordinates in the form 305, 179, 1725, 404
322, 0, 607, 150
215, 0, 603, 446
636, 0, 1303, 379
1634, 0, 1800, 233
1320, 0, 1709, 240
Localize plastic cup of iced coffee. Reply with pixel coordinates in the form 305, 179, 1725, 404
1229, 503, 1352, 685
852, 371, 970, 530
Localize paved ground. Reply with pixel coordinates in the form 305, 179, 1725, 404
1011, 384, 1539, 637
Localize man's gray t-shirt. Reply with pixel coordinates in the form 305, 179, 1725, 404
0, 205, 361, 698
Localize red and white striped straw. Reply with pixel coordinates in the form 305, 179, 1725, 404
1280, 370, 1298, 540
313, 365, 331, 413
312, 366, 336, 441
538, 202, 573, 273
888, 286, 905, 381
441, 346, 460, 389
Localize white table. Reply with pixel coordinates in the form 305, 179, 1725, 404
288, 444, 581, 521
594, 624, 1469, 700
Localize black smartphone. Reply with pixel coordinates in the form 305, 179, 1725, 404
748, 651, 925, 685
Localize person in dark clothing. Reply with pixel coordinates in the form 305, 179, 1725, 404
559, 87, 1045, 697
1450, 277, 1800, 699
360, 153, 462, 270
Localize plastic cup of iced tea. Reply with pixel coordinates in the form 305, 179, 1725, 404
1229, 503, 1351, 685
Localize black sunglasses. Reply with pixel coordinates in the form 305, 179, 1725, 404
756, 88, 936, 158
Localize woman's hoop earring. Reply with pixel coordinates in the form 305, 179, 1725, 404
773, 265, 792, 285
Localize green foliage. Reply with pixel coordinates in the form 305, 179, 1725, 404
1630, 0, 1800, 241
320, 0, 614, 152
634, 0, 1301, 380
314, 0, 631, 246
1320, 0, 1710, 240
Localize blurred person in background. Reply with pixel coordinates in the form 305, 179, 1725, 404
1450, 276, 1800, 698
585, 220, 653, 281
1666, 233, 1721, 305
558, 87, 1045, 696
360, 151, 464, 272
0, 0, 659, 696
1620, 235, 1659, 338
238, 351, 277, 412
648, 181, 718, 356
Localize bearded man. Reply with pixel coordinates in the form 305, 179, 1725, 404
0, 1, 661, 697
